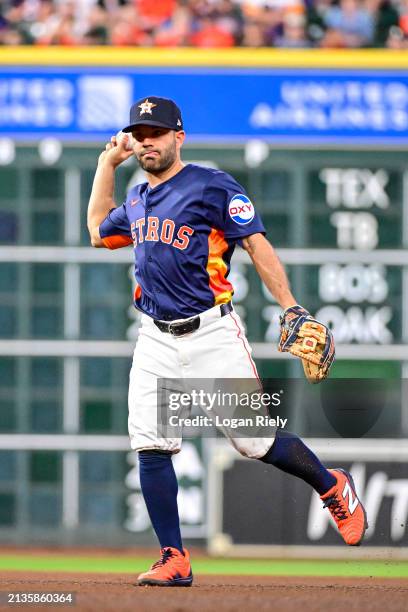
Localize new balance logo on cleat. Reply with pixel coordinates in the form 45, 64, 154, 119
342, 481, 359, 515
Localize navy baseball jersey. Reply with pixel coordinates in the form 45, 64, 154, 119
99, 164, 265, 320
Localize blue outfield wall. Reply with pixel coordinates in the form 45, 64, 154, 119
0, 65, 407, 145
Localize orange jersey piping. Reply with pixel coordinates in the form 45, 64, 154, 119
206, 228, 234, 305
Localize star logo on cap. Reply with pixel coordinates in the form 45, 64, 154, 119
138, 99, 157, 115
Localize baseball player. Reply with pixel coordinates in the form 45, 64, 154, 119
87, 96, 368, 587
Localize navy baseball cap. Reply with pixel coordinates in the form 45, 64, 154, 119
122, 96, 183, 132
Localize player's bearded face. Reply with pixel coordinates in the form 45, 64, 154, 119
134, 129, 177, 174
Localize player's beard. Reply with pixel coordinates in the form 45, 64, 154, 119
137, 137, 177, 175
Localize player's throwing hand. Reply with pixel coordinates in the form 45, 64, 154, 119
98, 132, 134, 167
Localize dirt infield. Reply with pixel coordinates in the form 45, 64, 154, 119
0, 572, 407, 612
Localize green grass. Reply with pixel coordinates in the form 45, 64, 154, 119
0, 555, 407, 578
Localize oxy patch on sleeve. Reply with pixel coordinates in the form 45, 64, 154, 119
228, 194, 255, 225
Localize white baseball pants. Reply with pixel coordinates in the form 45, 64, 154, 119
128, 303, 275, 459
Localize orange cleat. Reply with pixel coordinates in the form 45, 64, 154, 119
137, 547, 193, 587
321, 468, 368, 546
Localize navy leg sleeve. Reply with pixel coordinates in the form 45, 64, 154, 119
260, 429, 336, 495
138, 450, 183, 552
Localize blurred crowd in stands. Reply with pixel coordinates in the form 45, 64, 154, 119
0, 0, 407, 49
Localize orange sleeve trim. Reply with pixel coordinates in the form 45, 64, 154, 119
101, 235, 133, 250
134, 283, 142, 301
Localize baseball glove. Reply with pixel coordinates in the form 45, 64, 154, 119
278, 305, 335, 384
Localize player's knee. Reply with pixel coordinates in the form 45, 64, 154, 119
236, 446, 254, 459
232, 439, 274, 460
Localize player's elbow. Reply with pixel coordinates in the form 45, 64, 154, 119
242, 233, 268, 257
91, 237, 103, 248
88, 226, 104, 248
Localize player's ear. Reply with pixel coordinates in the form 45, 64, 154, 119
175, 130, 185, 149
